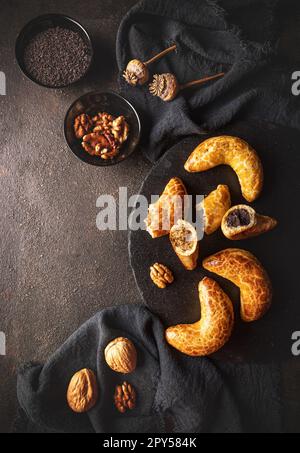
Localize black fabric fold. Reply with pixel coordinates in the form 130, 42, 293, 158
16, 305, 282, 433
116, 0, 299, 162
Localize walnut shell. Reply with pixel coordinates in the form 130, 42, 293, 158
67, 368, 98, 413
104, 337, 137, 374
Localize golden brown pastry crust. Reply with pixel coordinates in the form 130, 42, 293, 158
203, 248, 272, 322
200, 185, 231, 235
165, 277, 234, 356
145, 177, 187, 238
169, 219, 199, 270
221, 205, 277, 240
184, 136, 264, 202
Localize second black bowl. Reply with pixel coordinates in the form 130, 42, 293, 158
64, 91, 141, 166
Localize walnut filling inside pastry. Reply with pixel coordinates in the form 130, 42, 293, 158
170, 220, 199, 270
170, 227, 195, 252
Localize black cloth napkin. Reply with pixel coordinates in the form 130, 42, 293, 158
116, 0, 300, 162
16, 305, 282, 433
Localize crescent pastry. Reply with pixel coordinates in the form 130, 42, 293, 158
165, 277, 234, 356
203, 248, 272, 322
184, 136, 263, 202
145, 177, 187, 238
200, 185, 231, 235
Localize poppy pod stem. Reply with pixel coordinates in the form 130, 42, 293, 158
149, 72, 225, 102
144, 44, 177, 66
180, 72, 225, 90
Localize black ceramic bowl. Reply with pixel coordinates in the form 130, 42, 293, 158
15, 14, 93, 88
64, 91, 141, 166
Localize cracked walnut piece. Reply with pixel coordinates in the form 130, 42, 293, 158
93, 112, 114, 133
114, 382, 136, 413
82, 133, 111, 156
111, 116, 130, 144
150, 263, 174, 289
74, 114, 93, 139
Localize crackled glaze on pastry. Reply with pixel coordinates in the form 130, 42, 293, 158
165, 277, 234, 356
203, 248, 272, 322
221, 205, 277, 240
200, 185, 231, 235
184, 136, 263, 202
145, 177, 187, 238
170, 219, 199, 270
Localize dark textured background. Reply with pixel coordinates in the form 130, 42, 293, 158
0, 0, 146, 433
0, 0, 300, 433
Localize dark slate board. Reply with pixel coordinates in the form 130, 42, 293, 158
129, 120, 300, 363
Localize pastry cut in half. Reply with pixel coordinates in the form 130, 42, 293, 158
200, 184, 231, 235
145, 177, 187, 238
165, 277, 234, 356
184, 136, 263, 202
203, 248, 272, 322
169, 219, 199, 270
221, 205, 277, 240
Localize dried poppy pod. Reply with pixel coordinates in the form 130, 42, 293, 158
149, 71, 225, 102
123, 44, 177, 87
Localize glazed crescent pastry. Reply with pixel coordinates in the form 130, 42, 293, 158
199, 185, 231, 235
203, 248, 272, 322
169, 220, 199, 270
221, 205, 277, 240
145, 177, 187, 238
184, 136, 263, 202
165, 277, 234, 356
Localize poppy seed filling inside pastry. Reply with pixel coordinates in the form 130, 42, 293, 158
171, 227, 194, 252
226, 208, 251, 228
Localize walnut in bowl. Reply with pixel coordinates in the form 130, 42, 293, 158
75, 112, 130, 160
64, 91, 141, 166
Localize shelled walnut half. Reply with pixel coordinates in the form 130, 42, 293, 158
150, 263, 174, 289
111, 116, 130, 144
82, 132, 112, 157
74, 114, 93, 139
92, 112, 114, 133
114, 381, 136, 413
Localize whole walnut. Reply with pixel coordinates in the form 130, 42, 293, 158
67, 368, 98, 413
104, 337, 137, 374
